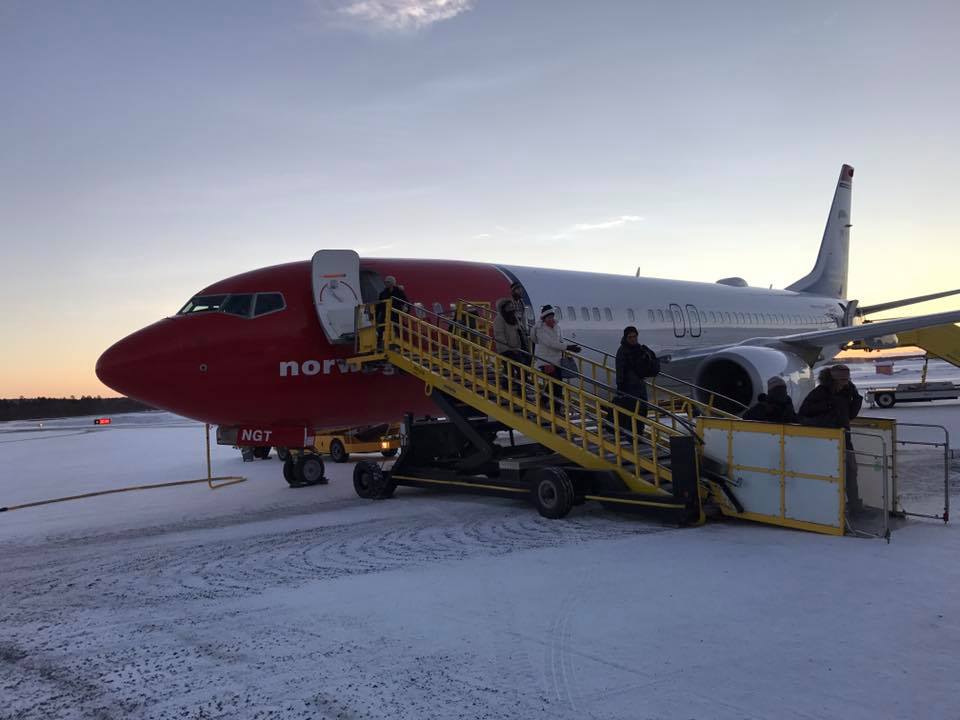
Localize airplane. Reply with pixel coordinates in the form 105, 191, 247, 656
96, 164, 960, 454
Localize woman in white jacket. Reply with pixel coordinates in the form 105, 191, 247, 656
531, 305, 580, 412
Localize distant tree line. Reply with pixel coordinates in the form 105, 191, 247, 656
0, 396, 155, 421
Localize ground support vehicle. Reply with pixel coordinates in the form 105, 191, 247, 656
352, 400, 701, 523
866, 382, 960, 408
346, 299, 927, 537
313, 424, 401, 463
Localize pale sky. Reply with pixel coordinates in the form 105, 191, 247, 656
2, 0, 958, 397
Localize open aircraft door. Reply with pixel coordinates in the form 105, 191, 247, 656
312, 250, 363, 344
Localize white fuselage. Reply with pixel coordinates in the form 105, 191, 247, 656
506, 264, 843, 360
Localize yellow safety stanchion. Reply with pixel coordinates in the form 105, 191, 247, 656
1, 424, 246, 513
207, 423, 247, 489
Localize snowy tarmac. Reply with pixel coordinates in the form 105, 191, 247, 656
2, 383, 959, 718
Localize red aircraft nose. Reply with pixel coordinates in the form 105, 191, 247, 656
96, 320, 185, 405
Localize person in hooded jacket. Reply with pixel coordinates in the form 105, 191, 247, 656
493, 297, 530, 393
376, 275, 409, 347
613, 326, 659, 432
530, 304, 580, 412
615, 326, 659, 405
742, 377, 798, 423
509, 281, 531, 353
798, 364, 864, 514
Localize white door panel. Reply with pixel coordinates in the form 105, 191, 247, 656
312, 250, 362, 344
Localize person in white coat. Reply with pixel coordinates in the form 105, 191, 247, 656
531, 305, 580, 412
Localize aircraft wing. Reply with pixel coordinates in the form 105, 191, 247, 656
664, 309, 960, 367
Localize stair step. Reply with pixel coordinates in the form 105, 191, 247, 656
390, 350, 685, 475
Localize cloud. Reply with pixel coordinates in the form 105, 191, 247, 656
316, 0, 474, 31
552, 215, 643, 240
471, 233, 491, 240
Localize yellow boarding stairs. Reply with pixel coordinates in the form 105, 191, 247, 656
452, 300, 749, 427
348, 299, 743, 521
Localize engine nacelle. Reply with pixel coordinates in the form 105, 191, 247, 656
694, 346, 813, 413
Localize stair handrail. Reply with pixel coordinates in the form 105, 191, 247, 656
377, 299, 701, 440
375, 301, 683, 489
453, 299, 747, 417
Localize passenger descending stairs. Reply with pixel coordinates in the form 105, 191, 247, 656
349, 301, 741, 501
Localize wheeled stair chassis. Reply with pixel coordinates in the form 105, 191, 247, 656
349, 301, 709, 522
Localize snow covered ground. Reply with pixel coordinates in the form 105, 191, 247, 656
1, 402, 959, 719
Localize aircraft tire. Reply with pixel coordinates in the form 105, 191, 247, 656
253, 446, 271, 460
330, 439, 350, 463
529, 467, 574, 519
353, 462, 396, 499
282, 458, 298, 486
276, 447, 290, 462
295, 453, 327, 486
875, 392, 896, 409
353, 461, 379, 498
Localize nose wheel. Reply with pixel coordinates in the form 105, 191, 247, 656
283, 453, 328, 487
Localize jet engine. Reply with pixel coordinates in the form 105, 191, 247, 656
694, 346, 813, 412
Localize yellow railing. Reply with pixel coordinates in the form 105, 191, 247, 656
353, 300, 692, 495
450, 299, 741, 426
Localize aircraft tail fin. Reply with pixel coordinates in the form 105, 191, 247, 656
786, 164, 854, 299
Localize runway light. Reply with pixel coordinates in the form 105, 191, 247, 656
94, 418, 112, 425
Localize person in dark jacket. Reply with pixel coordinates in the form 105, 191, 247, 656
376, 275, 409, 346
798, 364, 864, 514
493, 297, 530, 394
509, 281, 531, 353
614, 326, 660, 429
743, 377, 798, 423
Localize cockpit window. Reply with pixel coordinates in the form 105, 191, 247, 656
222, 294, 253, 317
178, 295, 227, 314
254, 293, 285, 317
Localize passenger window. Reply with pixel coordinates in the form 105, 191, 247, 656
178, 294, 227, 314
581, 306, 590, 321
253, 293, 285, 316
627, 308, 635, 322
725, 312, 732, 323
592, 307, 601, 322
709, 311, 716, 323
657, 309, 665, 322
604, 307, 613, 321
567, 306, 576, 320
646, 309, 654, 323
222, 294, 253, 317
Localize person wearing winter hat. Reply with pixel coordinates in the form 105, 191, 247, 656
798, 364, 864, 515
493, 297, 530, 394
742, 376, 798, 423
509, 281, 531, 352
530, 305, 581, 412
376, 275, 410, 347
614, 326, 659, 405
612, 326, 660, 434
